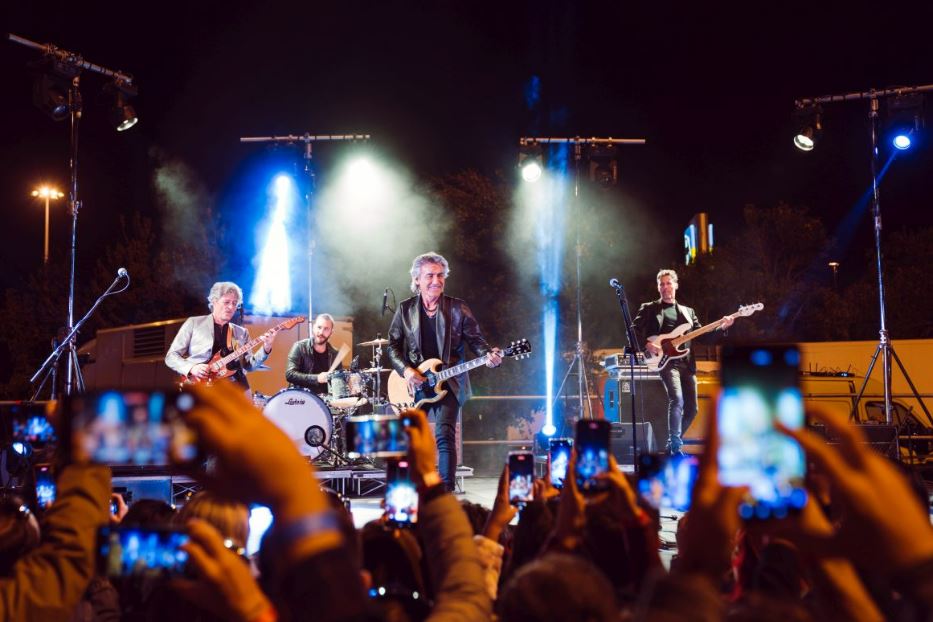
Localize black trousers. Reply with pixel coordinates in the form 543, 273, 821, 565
658, 360, 698, 452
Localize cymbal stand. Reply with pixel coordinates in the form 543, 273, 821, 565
369, 337, 386, 410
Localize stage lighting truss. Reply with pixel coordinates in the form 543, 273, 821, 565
885, 93, 925, 151
793, 104, 823, 151
518, 140, 544, 182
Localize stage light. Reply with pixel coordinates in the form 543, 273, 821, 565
519, 141, 544, 183
28, 57, 78, 122
587, 144, 619, 187
885, 93, 924, 153
106, 81, 139, 132
250, 173, 295, 314
793, 105, 822, 152
893, 133, 912, 150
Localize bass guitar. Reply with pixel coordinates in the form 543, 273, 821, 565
179, 316, 305, 386
644, 303, 763, 372
387, 338, 532, 409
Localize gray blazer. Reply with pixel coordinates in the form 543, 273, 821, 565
164, 314, 269, 379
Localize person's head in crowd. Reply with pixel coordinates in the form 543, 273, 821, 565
498, 553, 619, 622
176, 491, 249, 549
121, 498, 176, 527
360, 521, 428, 622
0, 495, 40, 576
320, 487, 361, 567
458, 500, 491, 536
503, 498, 555, 581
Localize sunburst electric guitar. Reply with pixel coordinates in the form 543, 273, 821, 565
179, 316, 305, 386
644, 303, 763, 372
387, 339, 532, 409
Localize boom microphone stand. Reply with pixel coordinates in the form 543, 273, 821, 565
9, 33, 137, 398
610, 278, 644, 472
795, 85, 933, 426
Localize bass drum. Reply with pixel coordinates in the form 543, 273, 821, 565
262, 388, 333, 460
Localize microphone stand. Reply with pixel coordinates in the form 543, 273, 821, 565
611, 281, 642, 473
30, 272, 129, 400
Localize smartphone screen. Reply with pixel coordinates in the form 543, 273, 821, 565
637, 453, 699, 512
344, 415, 410, 458
64, 390, 200, 466
385, 458, 419, 526
575, 419, 611, 493
718, 344, 808, 520
508, 451, 534, 506
97, 526, 190, 578
548, 438, 572, 489
3, 402, 57, 447
34, 464, 56, 510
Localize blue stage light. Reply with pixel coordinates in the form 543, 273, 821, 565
893, 133, 912, 150
251, 174, 295, 314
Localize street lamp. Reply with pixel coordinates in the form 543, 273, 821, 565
31, 186, 64, 264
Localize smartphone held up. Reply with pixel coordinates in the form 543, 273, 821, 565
717, 344, 808, 520
508, 451, 534, 507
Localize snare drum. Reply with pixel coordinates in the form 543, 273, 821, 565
262, 388, 333, 459
327, 370, 368, 408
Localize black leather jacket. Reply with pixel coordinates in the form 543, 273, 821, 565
285, 339, 339, 392
387, 294, 491, 404
632, 299, 703, 372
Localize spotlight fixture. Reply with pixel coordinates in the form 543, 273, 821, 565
518, 141, 544, 183
885, 93, 924, 152
28, 57, 79, 122
793, 105, 822, 152
587, 144, 619, 187
105, 80, 139, 132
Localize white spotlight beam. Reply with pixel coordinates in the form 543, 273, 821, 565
239, 132, 372, 330
517, 134, 646, 447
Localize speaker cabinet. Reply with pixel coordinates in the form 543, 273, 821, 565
602, 375, 669, 451
610, 421, 656, 464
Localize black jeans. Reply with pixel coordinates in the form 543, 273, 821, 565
426, 392, 461, 492
659, 360, 698, 452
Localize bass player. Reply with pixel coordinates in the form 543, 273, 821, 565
165, 281, 276, 394
633, 269, 733, 455
387, 252, 502, 491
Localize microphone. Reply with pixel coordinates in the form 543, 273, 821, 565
609, 277, 622, 289
117, 267, 128, 278
381, 288, 388, 316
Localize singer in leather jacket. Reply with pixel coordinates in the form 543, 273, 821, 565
387, 252, 500, 491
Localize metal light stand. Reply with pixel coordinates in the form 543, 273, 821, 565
239, 133, 371, 335
10, 33, 136, 398
521, 136, 646, 425
795, 84, 933, 426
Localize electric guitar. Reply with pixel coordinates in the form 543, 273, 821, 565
387, 338, 532, 409
644, 303, 763, 372
179, 316, 305, 385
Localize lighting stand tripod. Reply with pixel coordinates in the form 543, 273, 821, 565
10, 33, 136, 398
239, 132, 371, 333
522, 136, 645, 428
795, 84, 932, 426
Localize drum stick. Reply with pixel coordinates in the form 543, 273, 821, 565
328, 343, 350, 373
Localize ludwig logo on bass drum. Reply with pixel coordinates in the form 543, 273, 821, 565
285, 398, 306, 405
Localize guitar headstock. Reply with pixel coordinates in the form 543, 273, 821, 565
736, 303, 764, 317
504, 338, 532, 360
282, 316, 307, 330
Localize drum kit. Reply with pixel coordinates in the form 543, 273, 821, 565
258, 336, 398, 465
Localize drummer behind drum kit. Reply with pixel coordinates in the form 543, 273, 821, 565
260, 336, 397, 465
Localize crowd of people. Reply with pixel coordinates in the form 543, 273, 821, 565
2, 380, 933, 621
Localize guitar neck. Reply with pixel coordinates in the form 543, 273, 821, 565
435, 355, 490, 381
214, 324, 282, 368
672, 314, 734, 347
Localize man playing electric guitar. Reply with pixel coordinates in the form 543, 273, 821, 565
387, 252, 502, 491
165, 281, 276, 395
633, 269, 733, 455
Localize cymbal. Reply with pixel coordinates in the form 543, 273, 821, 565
358, 338, 389, 347
360, 367, 390, 374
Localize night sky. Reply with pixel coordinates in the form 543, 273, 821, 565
3, 1, 932, 297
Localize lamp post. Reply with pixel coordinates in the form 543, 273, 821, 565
31, 186, 64, 264
828, 261, 840, 290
